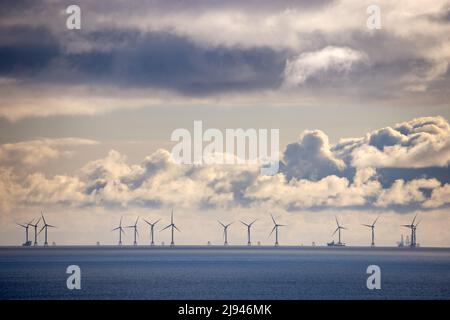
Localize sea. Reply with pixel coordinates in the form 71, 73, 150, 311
1, 246, 449, 300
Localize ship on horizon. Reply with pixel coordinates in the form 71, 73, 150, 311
327, 240, 345, 247
327, 217, 347, 247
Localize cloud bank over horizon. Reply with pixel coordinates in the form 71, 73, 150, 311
1, 116, 450, 213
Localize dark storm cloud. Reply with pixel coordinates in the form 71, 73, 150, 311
95, 31, 285, 94
0, 26, 60, 74
0, 0, 449, 121
0, 0, 333, 95
0, 0, 40, 16
65, 0, 336, 15
0, 26, 286, 94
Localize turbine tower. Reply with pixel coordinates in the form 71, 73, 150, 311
362, 215, 380, 247
112, 216, 126, 245
144, 218, 161, 246
38, 213, 56, 246
161, 210, 180, 246
269, 215, 285, 246
17, 219, 34, 245
413, 220, 421, 247
29, 218, 41, 246
240, 219, 257, 246
332, 216, 347, 245
218, 221, 233, 245
402, 214, 420, 247
126, 217, 139, 246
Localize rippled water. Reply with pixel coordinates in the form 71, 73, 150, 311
1, 246, 449, 300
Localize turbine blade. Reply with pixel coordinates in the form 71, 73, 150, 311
17, 223, 27, 228
153, 219, 161, 225
161, 224, 171, 231
332, 227, 339, 236
143, 219, 151, 226
174, 225, 181, 232
41, 213, 47, 225
218, 220, 225, 228
373, 215, 380, 225
249, 219, 257, 226
112, 227, 119, 231
362, 224, 372, 228
240, 221, 249, 227
269, 226, 276, 237
411, 214, 417, 225
38, 226, 45, 235
271, 214, 276, 225
415, 220, 422, 227
335, 216, 339, 227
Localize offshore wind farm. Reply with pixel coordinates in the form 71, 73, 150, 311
13, 209, 426, 248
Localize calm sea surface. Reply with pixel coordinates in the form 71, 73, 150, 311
1, 246, 449, 300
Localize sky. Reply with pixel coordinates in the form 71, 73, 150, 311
1, 0, 450, 246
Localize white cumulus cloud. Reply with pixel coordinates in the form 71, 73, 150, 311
0, 138, 98, 167
1, 117, 450, 211
283, 46, 368, 87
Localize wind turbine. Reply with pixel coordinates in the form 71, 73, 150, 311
144, 218, 161, 246
38, 213, 56, 246
17, 219, 34, 245
240, 219, 257, 246
402, 214, 420, 247
29, 218, 41, 246
161, 210, 180, 246
362, 215, 380, 247
218, 221, 233, 245
269, 215, 286, 246
112, 216, 126, 245
126, 217, 139, 246
332, 216, 347, 245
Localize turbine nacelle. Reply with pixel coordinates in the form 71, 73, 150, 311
144, 218, 161, 228
218, 220, 233, 245
240, 219, 257, 246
